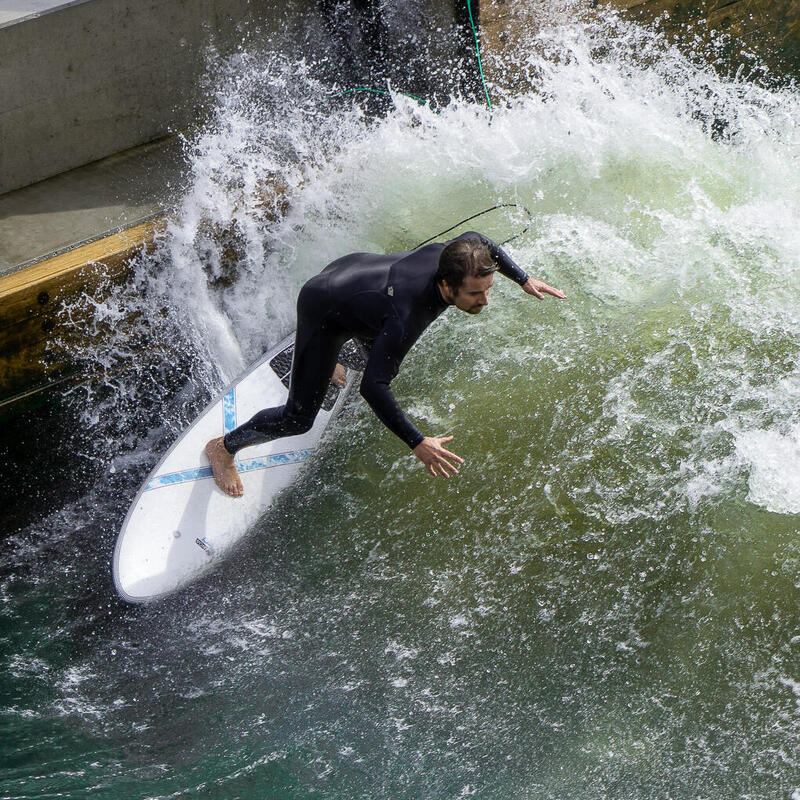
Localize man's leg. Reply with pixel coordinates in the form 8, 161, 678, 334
207, 280, 347, 497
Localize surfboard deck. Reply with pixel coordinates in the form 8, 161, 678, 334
113, 333, 358, 603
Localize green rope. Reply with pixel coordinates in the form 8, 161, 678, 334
466, 0, 492, 111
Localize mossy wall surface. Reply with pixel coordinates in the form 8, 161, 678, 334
477, 0, 800, 83
610, 0, 800, 79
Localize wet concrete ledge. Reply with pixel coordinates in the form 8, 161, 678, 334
0, 132, 186, 407
0, 136, 184, 276
0, 0, 322, 195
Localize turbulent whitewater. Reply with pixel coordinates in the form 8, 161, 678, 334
1, 7, 798, 799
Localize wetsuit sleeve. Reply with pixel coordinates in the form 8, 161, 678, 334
359, 316, 425, 449
457, 231, 529, 285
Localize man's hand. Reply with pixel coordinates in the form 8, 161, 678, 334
332, 363, 347, 387
413, 435, 464, 478
521, 277, 566, 300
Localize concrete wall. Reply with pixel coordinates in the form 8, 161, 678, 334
0, 0, 472, 195
0, 0, 475, 406
0, 0, 318, 194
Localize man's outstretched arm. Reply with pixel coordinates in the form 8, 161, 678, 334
457, 231, 566, 299
359, 320, 465, 477
358, 319, 425, 450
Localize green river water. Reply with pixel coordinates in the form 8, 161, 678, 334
1, 8, 798, 799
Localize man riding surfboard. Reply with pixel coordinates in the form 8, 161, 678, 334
206, 232, 565, 497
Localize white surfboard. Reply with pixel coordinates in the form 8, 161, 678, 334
113, 333, 358, 603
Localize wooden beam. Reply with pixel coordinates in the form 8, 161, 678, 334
0, 220, 164, 327
0, 219, 165, 404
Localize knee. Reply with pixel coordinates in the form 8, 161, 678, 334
282, 413, 315, 436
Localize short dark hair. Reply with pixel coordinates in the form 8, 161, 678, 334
435, 236, 497, 291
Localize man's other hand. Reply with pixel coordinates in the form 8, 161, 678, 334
522, 277, 566, 300
413, 435, 464, 478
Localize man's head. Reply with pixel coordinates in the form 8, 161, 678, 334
435, 237, 497, 314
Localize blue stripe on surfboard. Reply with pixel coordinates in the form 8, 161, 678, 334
237, 449, 313, 473
144, 448, 313, 491
223, 389, 236, 434
146, 465, 214, 489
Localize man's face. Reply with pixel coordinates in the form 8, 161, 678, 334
441, 273, 495, 314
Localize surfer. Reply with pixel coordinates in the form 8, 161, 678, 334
206, 232, 565, 497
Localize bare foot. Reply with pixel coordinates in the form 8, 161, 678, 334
205, 437, 243, 498
332, 363, 347, 388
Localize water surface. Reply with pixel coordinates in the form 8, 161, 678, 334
2, 9, 799, 799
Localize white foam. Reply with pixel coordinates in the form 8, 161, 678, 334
735, 424, 800, 514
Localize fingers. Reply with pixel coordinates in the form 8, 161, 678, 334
441, 448, 464, 464
435, 437, 464, 462
440, 457, 459, 476
524, 279, 566, 300
541, 282, 567, 299
429, 462, 455, 477
434, 439, 463, 475
415, 435, 464, 478
427, 454, 461, 477
523, 281, 545, 299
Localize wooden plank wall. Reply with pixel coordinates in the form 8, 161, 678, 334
0, 220, 163, 407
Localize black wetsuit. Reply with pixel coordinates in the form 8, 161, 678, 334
223, 232, 529, 454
